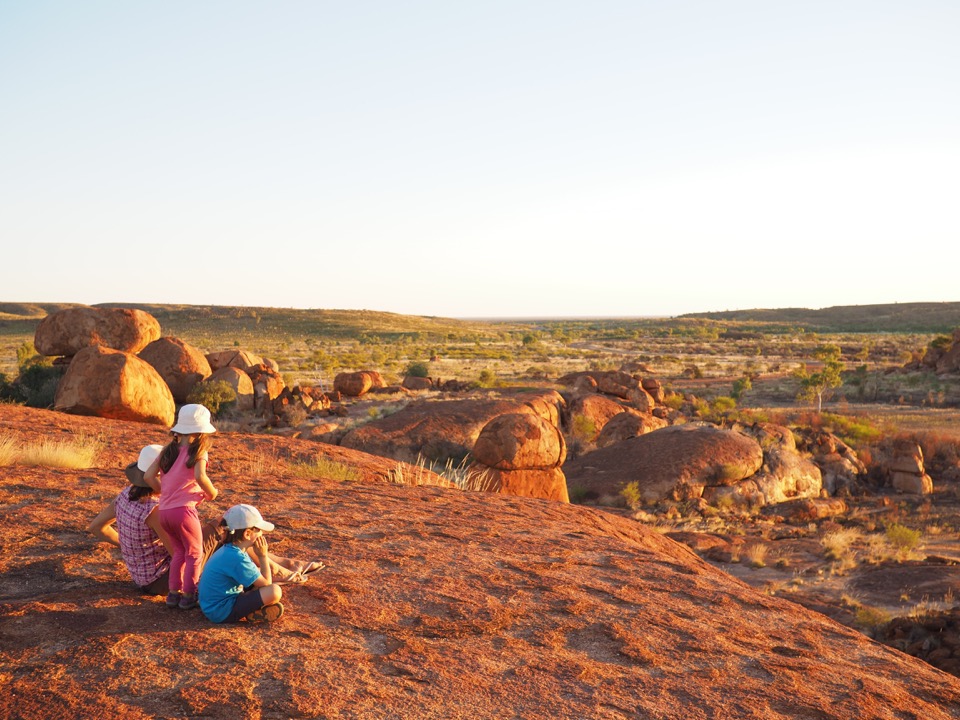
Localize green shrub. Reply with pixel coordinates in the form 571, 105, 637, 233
478, 368, 497, 387
571, 414, 597, 442
186, 380, 237, 417
621, 481, 642, 510
405, 361, 430, 378
6, 363, 63, 408
885, 523, 922, 555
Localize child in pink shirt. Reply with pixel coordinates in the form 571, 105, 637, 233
145, 403, 219, 610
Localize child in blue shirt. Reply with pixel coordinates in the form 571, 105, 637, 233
198, 504, 284, 623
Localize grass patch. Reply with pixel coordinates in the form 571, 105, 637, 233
821, 527, 862, 562
0, 436, 18, 466
290, 456, 361, 482
742, 542, 769, 569
11, 435, 103, 469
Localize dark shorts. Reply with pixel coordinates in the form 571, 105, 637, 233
224, 587, 267, 622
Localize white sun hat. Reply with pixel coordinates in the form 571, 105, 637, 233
223, 504, 275, 532
170, 403, 217, 435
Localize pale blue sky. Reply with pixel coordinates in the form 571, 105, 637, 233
2, 1, 958, 317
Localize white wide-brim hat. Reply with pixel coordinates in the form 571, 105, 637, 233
223, 504, 275, 532
170, 403, 217, 435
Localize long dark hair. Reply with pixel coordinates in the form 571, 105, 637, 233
158, 433, 213, 473
127, 485, 156, 501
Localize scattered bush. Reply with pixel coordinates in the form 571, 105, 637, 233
405, 361, 430, 378
885, 523, 922, 558
821, 528, 862, 562
186, 380, 237, 417
621, 481, 642, 510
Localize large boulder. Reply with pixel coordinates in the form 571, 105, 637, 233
794, 429, 866, 495
334, 371, 385, 397
472, 413, 566, 470
53, 346, 175, 426
468, 466, 570, 503
138, 336, 211, 403
595, 411, 669, 448
205, 349, 263, 373
340, 392, 562, 464
564, 423, 764, 505
565, 394, 633, 440
469, 412, 568, 502
34, 307, 161, 357
205, 366, 255, 411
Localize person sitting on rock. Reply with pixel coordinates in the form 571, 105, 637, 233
89, 445, 323, 596
198, 504, 286, 623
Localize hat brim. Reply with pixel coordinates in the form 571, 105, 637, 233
169, 422, 217, 435
255, 520, 275, 532
124, 462, 151, 488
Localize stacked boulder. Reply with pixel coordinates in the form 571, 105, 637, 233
467, 412, 568, 502
888, 440, 934, 495
35, 307, 175, 425
138, 337, 211, 403
55, 345, 175, 426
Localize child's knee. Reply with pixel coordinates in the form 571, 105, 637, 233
263, 584, 282, 605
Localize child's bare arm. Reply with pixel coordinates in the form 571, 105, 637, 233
194, 457, 218, 501
88, 502, 120, 546
143, 456, 162, 492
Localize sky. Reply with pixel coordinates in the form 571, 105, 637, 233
1, 1, 958, 318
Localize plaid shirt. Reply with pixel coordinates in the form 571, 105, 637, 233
115, 490, 170, 587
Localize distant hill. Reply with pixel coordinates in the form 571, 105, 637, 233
680, 302, 960, 333
2, 301, 958, 336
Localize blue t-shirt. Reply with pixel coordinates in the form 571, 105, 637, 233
198, 544, 261, 623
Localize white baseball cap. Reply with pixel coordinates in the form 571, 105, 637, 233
223, 504, 275, 532
124, 444, 164, 487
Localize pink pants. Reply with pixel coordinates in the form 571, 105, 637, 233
159, 505, 203, 594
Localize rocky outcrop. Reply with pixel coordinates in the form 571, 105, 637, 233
341, 392, 563, 464
888, 441, 934, 495
794, 429, 866, 495
595, 411, 669, 448
53, 346, 175, 426
565, 423, 764, 505
468, 412, 568, 502
565, 393, 633, 440
34, 307, 161, 357
247, 363, 286, 409
5, 403, 959, 720
137, 336, 211, 403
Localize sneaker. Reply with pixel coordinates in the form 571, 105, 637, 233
165, 592, 181, 608
178, 592, 199, 610
244, 602, 284, 623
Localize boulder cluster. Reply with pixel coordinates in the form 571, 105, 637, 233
33, 307, 304, 427
29, 307, 935, 509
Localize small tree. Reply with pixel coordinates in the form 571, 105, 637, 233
795, 343, 844, 413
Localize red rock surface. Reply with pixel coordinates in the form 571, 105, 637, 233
2, 406, 960, 719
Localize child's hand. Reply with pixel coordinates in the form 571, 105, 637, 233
253, 534, 269, 557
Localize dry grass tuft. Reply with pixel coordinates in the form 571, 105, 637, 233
742, 542, 769, 569
11, 435, 103, 469
290, 456, 361, 482
820, 527, 862, 562
0, 436, 17, 466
